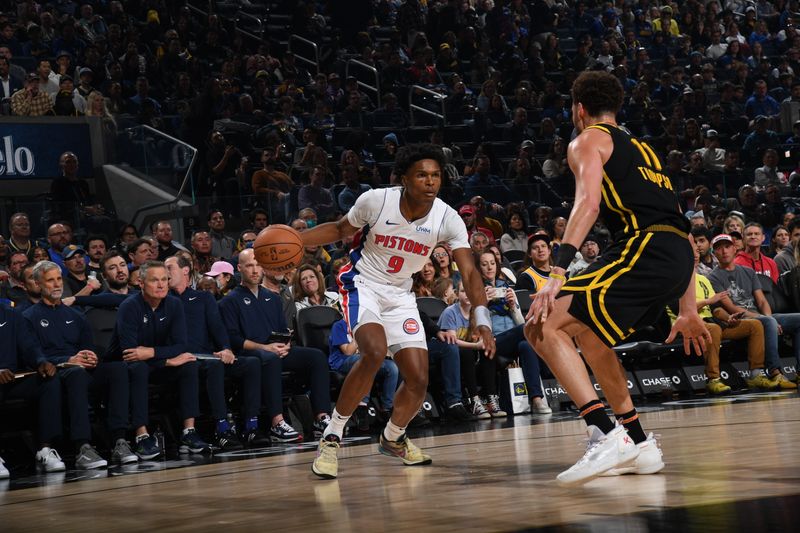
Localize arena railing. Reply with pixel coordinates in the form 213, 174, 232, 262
346, 59, 380, 107
289, 34, 320, 75
409, 85, 446, 127
116, 125, 198, 230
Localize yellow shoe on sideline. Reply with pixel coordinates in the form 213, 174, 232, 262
378, 434, 432, 466
312, 437, 340, 479
769, 373, 798, 390
706, 378, 732, 395
747, 373, 779, 390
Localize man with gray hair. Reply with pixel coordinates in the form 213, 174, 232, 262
23, 260, 136, 467
106, 260, 209, 459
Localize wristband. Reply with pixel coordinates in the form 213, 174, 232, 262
549, 272, 566, 282
554, 243, 578, 270
474, 305, 492, 331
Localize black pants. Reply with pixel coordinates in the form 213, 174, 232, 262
201, 357, 261, 422
129, 361, 200, 429
240, 346, 330, 419
0, 374, 62, 444
59, 362, 129, 442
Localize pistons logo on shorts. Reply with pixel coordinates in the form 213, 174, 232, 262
403, 318, 420, 335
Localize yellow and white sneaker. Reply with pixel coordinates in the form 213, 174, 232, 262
378, 434, 432, 466
312, 437, 340, 479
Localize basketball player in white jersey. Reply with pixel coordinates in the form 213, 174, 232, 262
299, 144, 496, 479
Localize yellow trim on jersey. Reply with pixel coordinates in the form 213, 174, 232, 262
597, 232, 653, 338
630, 138, 652, 167
567, 233, 641, 283
586, 124, 611, 134
602, 171, 639, 232
601, 181, 630, 235
586, 288, 615, 345
641, 142, 662, 170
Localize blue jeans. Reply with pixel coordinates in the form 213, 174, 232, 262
428, 338, 463, 407
337, 355, 399, 409
754, 313, 800, 370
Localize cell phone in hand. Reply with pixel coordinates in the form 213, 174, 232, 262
267, 331, 293, 344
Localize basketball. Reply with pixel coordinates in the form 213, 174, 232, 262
253, 224, 304, 272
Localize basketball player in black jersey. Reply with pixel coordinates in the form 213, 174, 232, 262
525, 71, 712, 485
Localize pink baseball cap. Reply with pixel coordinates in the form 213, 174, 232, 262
205, 261, 234, 277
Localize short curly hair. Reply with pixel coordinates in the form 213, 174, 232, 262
571, 71, 624, 117
393, 143, 446, 179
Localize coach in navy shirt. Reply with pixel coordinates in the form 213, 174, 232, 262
219, 249, 331, 442
25, 260, 135, 468
165, 255, 264, 449
0, 303, 66, 474
107, 260, 209, 459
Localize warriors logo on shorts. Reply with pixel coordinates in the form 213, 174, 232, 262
403, 318, 420, 335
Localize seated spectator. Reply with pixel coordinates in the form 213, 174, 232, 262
500, 211, 528, 254
165, 255, 264, 450
337, 90, 372, 129
152, 221, 186, 261
7, 212, 34, 260
516, 235, 553, 291
84, 235, 107, 277
568, 235, 601, 277
769, 226, 790, 258
53, 75, 85, 115
46, 223, 72, 273
189, 230, 219, 277
292, 263, 339, 311
251, 147, 292, 224
742, 115, 781, 160
337, 164, 371, 212
431, 244, 461, 287
298, 165, 336, 222
11, 73, 53, 116
204, 260, 236, 297
249, 208, 269, 233
0, 251, 28, 306
207, 210, 236, 259
542, 137, 569, 180
708, 235, 799, 389
477, 251, 550, 414
24, 261, 133, 468
754, 149, 787, 190
411, 258, 437, 297
62, 244, 102, 297
724, 214, 746, 235
127, 238, 154, 269
775, 219, 800, 273
219, 249, 331, 440
107, 260, 210, 459
50, 151, 106, 229
328, 318, 399, 423
373, 92, 408, 129
693, 226, 719, 277
735, 223, 780, 283
0, 302, 64, 474
462, 155, 513, 205
469, 196, 504, 240
698, 130, 725, 172
0, 56, 24, 105
460, 205, 495, 246
127, 76, 160, 115
745, 79, 780, 121
469, 231, 491, 258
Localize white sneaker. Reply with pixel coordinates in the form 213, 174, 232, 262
0, 456, 9, 478
35, 447, 66, 473
602, 433, 664, 476
471, 396, 491, 419
556, 425, 639, 486
531, 397, 553, 414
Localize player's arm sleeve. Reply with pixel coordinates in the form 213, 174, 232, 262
440, 210, 471, 251
346, 189, 380, 228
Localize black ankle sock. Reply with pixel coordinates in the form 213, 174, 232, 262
578, 400, 614, 434
112, 430, 126, 442
615, 408, 647, 444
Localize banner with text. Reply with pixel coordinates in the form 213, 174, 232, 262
0, 122, 94, 179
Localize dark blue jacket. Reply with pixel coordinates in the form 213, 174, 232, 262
74, 289, 137, 309
218, 285, 286, 352
23, 302, 93, 364
106, 293, 187, 366
172, 287, 231, 353
0, 304, 47, 372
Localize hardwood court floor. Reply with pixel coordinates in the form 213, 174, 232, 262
2, 394, 799, 532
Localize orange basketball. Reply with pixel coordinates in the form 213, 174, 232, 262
253, 224, 304, 273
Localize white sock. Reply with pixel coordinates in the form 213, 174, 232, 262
182, 427, 194, 436
323, 408, 350, 440
135, 433, 149, 442
383, 420, 406, 442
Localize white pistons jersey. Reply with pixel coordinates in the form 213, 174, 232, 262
341, 187, 469, 291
